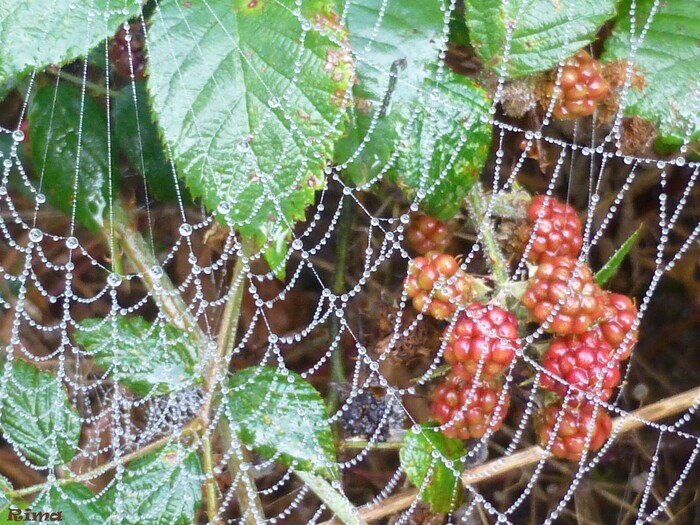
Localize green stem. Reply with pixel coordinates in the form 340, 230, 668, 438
327, 200, 354, 413
340, 439, 402, 450
467, 184, 510, 287
55, 70, 120, 97
295, 471, 368, 525
201, 436, 222, 525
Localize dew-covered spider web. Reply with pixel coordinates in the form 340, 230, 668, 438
1, 0, 700, 523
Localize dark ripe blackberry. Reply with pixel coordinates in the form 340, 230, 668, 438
340, 390, 404, 441
109, 21, 147, 81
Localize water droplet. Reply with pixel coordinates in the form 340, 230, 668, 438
12, 130, 24, 142
179, 223, 193, 237
107, 273, 122, 287
3, 159, 12, 168
28, 228, 43, 243
65, 236, 79, 249
217, 201, 230, 214
35, 193, 46, 204
267, 97, 280, 108
150, 265, 164, 279
292, 239, 303, 250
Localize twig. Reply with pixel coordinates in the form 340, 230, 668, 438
296, 471, 368, 525
320, 385, 700, 524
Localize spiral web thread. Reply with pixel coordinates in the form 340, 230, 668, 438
0, 0, 699, 523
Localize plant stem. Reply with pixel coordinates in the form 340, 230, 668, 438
466, 184, 510, 287
54, 70, 121, 97
201, 435, 222, 525
340, 439, 402, 450
295, 471, 368, 525
327, 199, 354, 413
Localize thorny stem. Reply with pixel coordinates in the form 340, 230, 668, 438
466, 183, 510, 287
328, 199, 354, 414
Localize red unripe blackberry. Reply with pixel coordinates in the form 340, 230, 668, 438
109, 22, 147, 81
598, 292, 638, 361
406, 213, 453, 255
431, 374, 510, 440
540, 331, 621, 401
404, 252, 474, 320
545, 50, 610, 120
523, 195, 583, 262
522, 256, 606, 335
444, 303, 519, 380
536, 400, 613, 461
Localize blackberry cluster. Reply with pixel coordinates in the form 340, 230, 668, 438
444, 303, 519, 380
406, 213, 453, 255
431, 374, 509, 440
544, 50, 610, 120
536, 399, 613, 461
340, 390, 404, 441
523, 195, 583, 263
404, 252, 474, 320
109, 21, 147, 81
522, 255, 606, 335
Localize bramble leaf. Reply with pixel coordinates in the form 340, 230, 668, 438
400, 423, 465, 513
28, 84, 117, 233
74, 316, 199, 397
147, 0, 351, 274
103, 446, 202, 525
226, 366, 338, 479
0, 1, 140, 84
29, 484, 107, 525
0, 360, 81, 466
603, 0, 700, 146
466, 0, 617, 78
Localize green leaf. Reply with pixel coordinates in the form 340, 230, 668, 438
0, 501, 28, 525
28, 483, 107, 525
333, 0, 444, 185
147, 0, 350, 271
74, 316, 199, 397
27, 83, 117, 233
595, 225, 643, 286
0, 1, 140, 84
602, 0, 700, 146
113, 82, 181, 203
466, 0, 617, 78
226, 366, 338, 479
103, 446, 202, 525
393, 69, 492, 220
0, 360, 81, 466
400, 423, 465, 513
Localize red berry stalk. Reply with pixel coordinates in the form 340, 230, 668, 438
523, 195, 583, 263
522, 256, 606, 335
431, 374, 510, 440
404, 252, 474, 320
540, 331, 621, 401
406, 214, 452, 255
444, 303, 519, 381
536, 400, 612, 461
545, 50, 610, 120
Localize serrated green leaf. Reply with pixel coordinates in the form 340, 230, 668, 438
333, 0, 444, 186
147, 0, 350, 272
27, 83, 117, 233
27, 483, 106, 525
595, 225, 643, 286
0, 1, 140, 84
0, 360, 81, 466
113, 82, 181, 203
602, 0, 700, 146
74, 316, 199, 397
400, 423, 465, 513
466, 0, 617, 78
103, 446, 202, 525
0, 500, 28, 525
393, 69, 492, 220
226, 366, 338, 479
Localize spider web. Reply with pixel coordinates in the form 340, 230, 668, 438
0, 0, 699, 523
